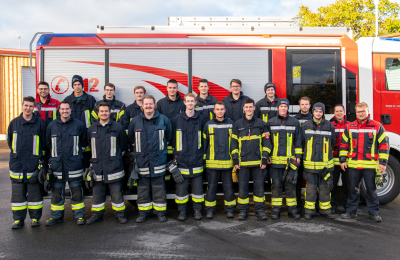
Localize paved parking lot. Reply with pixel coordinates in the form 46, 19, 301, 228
0, 142, 400, 259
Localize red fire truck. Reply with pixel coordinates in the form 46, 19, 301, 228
30, 17, 400, 203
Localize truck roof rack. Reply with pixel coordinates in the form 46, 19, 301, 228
168, 16, 301, 27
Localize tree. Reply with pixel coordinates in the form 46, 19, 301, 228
298, 0, 400, 40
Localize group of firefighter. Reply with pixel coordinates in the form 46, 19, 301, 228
8, 75, 389, 229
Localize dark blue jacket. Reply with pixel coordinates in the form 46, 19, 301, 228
294, 110, 313, 125
255, 94, 279, 123
91, 95, 126, 125
122, 101, 142, 131
63, 91, 96, 128
171, 111, 205, 178
46, 117, 88, 182
88, 120, 127, 183
128, 111, 172, 177
195, 94, 219, 122
8, 113, 46, 183
222, 91, 249, 123
157, 94, 186, 121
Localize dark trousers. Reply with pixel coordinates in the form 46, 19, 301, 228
175, 175, 204, 212
237, 166, 265, 212
331, 166, 349, 211
303, 171, 332, 215
92, 180, 125, 218
270, 168, 297, 213
137, 176, 167, 216
11, 181, 43, 221
205, 169, 236, 213
165, 152, 175, 193
51, 179, 85, 219
296, 165, 305, 209
346, 168, 379, 215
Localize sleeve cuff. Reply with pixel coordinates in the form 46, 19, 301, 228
339, 156, 347, 163
262, 158, 268, 165
233, 159, 239, 166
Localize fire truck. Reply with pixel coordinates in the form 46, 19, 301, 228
30, 17, 400, 203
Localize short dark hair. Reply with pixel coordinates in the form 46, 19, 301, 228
230, 79, 242, 87
37, 81, 49, 88
104, 83, 115, 90
134, 86, 146, 94
298, 96, 311, 104
214, 101, 225, 107
98, 102, 110, 110
243, 98, 254, 106
167, 79, 178, 86
59, 100, 71, 108
334, 104, 345, 111
22, 96, 35, 104
198, 79, 209, 86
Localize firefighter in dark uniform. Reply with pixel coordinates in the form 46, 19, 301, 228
267, 98, 302, 220
330, 104, 349, 213
195, 78, 219, 123
255, 82, 279, 123
85, 102, 128, 224
8, 96, 46, 229
222, 79, 249, 123
90, 83, 126, 125
340, 102, 389, 222
294, 96, 312, 211
231, 98, 271, 220
301, 102, 336, 220
204, 101, 236, 219
128, 95, 173, 223
171, 93, 205, 221
45, 101, 88, 225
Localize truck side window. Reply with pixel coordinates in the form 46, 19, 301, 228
385, 58, 400, 90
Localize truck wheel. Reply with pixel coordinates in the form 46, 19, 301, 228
360, 155, 400, 204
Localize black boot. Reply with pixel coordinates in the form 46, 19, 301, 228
238, 211, 247, 220
194, 211, 202, 220
271, 211, 280, 220
178, 211, 187, 221
226, 212, 234, 219
31, 219, 40, 227
86, 215, 103, 225
77, 218, 86, 225
255, 211, 268, 220
304, 213, 313, 220
12, 220, 24, 229
206, 212, 214, 219
157, 215, 167, 222
289, 211, 301, 220
45, 218, 63, 226
368, 214, 382, 222
136, 214, 148, 223
322, 212, 335, 219
117, 216, 128, 224
341, 212, 357, 219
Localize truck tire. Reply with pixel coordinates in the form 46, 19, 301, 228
360, 155, 400, 204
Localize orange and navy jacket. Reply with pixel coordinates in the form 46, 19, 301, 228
339, 116, 389, 169
34, 94, 60, 128
330, 116, 348, 166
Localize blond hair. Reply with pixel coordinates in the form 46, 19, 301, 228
355, 102, 369, 110
184, 93, 196, 101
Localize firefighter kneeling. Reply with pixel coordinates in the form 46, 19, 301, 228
301, 103, 336, 220
86, 102, 128, 224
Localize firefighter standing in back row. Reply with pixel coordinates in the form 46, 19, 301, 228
340, 102, 389, 222
45, 101, 87, 225
255, 82, 279, 123
8, 96, 46, 229
86, 102, 128, 224
34, 81, 60, 128
231, 98, 271, 220
128, 95, 172, 223
195, 78, 219, 122
203, 101, 236, 219
267, 98, 302, 220
301, 103, 336, 220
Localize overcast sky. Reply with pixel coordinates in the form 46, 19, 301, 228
1, 0, 399, 49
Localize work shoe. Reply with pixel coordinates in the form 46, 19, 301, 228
157, 215, 167, 222
322, 213, 335, 219
178, 211, 187, 221
336, 206, 346, 212
289, 212, 301, 220
86, 215, 103, 225
136, 214, 148, 223
255, 211, 268, 220
368, 214, 382, 222
45, 218, 63, 226
194, 211, 203, 220
117, 216, 128, 224
206, 212, 214, 219
12, 220, 24, 229
238, 211, 247, 220
31, 219, 40, 227
341, 213, 357, 219
226, 212, 234, 219
304, 214, 313, 220
271, 212, 280, 220
77, 218, 86, 225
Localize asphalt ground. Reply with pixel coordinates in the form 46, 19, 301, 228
0, 142, 400, 259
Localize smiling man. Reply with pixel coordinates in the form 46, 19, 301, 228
195, 79, 219, 123
34, 81, 60, 128
91, 83, 126, 125
255, 82, 279, 123
222, 79, 249, 123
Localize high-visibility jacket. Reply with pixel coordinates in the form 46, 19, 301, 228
128, 111, 173, 177
222, 91, 249, 123
63, 91, 96, 129
88, 120, 127, 183
46, 117, 88, 182
34, 94, 60, 128
195, 94, 219, 122
121, 101, 142, 132
267, 114, 302, 168
171, 111, 205, 178
301, 117, 336, 173
330, 116, 348, 166
339, 117, 389, 169
203, 117, 234, 169
7, 113, 46, 183
254, 94, 279, 123
294, 110, 312, 125
231, 115, 271, 167
90, 95, 126, 125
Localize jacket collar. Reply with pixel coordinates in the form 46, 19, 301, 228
35, 93, 53, 105
70, 91, 88, 101
296, 110, 312, 117
264, 94, 279, 103
20, 112, 38, 124
356, 115, 371, 126
330, 115, 347, 124
55, 116, 74, 124
181, 110, 199, 120
278, 113, 289, 121
244, 115, 256, 123
166, 94, 181, 102
212, 116, 228, 123
196, 94, 212, 102
140, 110, 160, 120
228, 91, 243, 102
133, 100, 141, 108
103, 95, 115, 102
95, 119, 113, 126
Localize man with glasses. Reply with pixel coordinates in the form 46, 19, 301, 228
34, 81, 60, 128
222, 79, 249, 123
91, 83, 126, 124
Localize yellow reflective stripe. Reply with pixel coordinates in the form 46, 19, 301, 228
304, 201, 315, 210
271, 198, 283, 206
203, 154, 206, 160
238, 135, 262, 140
117, 110, 125, 122
176, 131, 182, 152
192, 197, 205, 203
167, 146, 173, 154
85, 110, 91, 128
12, 133, 17, 153
198, 131, 202, 149
225, 199, 236, 206
306, 137, 313, 161
286, 133, 292, 157
253, 195, 265, 203
91, 110, 99, 119
51, 204, 65, 211
339, 150, 348, 157
240, 160, 261, 166
10, 172, 23, 180
210, 112, 213, 120
379, 153, 389, 160
210, 127, 215, 160
12, 206, 27, 211
203, 133, 207, 139
193, 168, 204, 174
342, 133, 348, 142
349, 131, 354, 157
53, 111, 57, 120
378, 132, 387, 143
295, 148, 303, 154
238, 197, 249, 204
228, 129, 232, 160
231, 134, 238, 139
286, 197, 297, 206
333, 157, 341, 166
271, 156, 289, 164
262, 113, 268, 123
205, 200, 217, 207
371, 132, 377, 159
71, 202, 85, 210
347, 159, 379, 169
273, 133, 279, 157
92, 206, 105, 211
175, 195, 189, 204
319, 201, 331, 210
112, 204, 126, 211
153, 205, 166, 211
262, 147, 271, 152
231, 149, 239, 155
33, 135, 40, 155
206, 160, 233, 168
